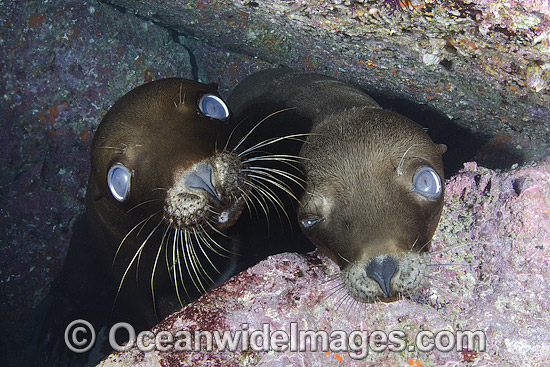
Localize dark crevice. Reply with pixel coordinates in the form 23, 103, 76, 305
170, 30, 200, 82
366, 92, 525, 177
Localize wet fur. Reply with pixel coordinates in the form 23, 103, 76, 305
27, 78, 308, 366
228, 69, 446, 303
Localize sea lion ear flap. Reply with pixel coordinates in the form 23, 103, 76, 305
438, 144, 448, 155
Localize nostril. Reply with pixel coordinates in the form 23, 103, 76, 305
364, 256, 398, 298
185, 163, 221, 201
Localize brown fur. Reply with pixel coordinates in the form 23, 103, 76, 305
87, 78, 245, 329
228, 69, 446, 302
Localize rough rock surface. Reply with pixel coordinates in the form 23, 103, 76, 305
0, 1, 194, 365
1, 0, 550, 366
98, 159, 550, 366
104, 0, 550, 164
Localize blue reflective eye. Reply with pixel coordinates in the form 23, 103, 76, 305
107, 163, 131, 202
412, 166, 442, 198
198, 94, 229, 120
300, 217, 325, 229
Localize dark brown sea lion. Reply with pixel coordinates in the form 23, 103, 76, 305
86, 78, 250, 328
28, 78, 289, 366
228, 68, 447, 303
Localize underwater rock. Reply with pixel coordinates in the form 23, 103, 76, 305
98, 159, 550, 366
102, 0, 550, 164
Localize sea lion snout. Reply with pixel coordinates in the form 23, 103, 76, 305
343, 252, 428, 302
364, 255, 398, 297
183, 162, 221, 201
165, 152, 247, 229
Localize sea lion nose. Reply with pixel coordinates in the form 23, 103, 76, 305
185, 163, 221, 201
364, 255, 398, 297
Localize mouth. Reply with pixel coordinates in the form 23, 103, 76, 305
341, 253, 428, 303
214, 197, 246, 229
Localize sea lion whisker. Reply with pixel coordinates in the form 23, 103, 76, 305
245, 158, 306, 182
180, 230, 199, 292
116, 218, 163, 301
424, 262, 468, 267
179, 230, 201, 296
151, 187, 168, 192
135, 210, 163, 238
203, 219, 233, 239
241, 154, 307, 165
245, 168, 301, 197
416, 239, 432, 253
242, 181, 271, 221
112, 211, 161, 266
177, 82, 185, 106
150, 224, 171, 318
323, 284, 347, 306
127, 199, 162, 213
199, 224, 234, 257
232, 108, 296, 153
423, 274, 447, 283
247, 173, 301, 209
337, 253, 351, 264
237, 186, 258, 218
135, 217, 165, 283
324, 282, 347, 299
247, 177, 286, 214
245, 165, 306, 186
196, 226, 231, 257
248, 177, 290, 225
345, 295, 359, 315
321, 273, 342, 284
396, 144, 420, 176
97, 145, 127, 152
244, 162, 304, 178
224, 117, 249, 152
206, 207, 220, 216
428, 242, 472, 255
165, 229, 173, 278
238, 133, 312, 157
189, 231, 217, 286
334, 292, 353, 313
173, 229, 189, 304
410, 238, 419, 251
183, 230, 208, 293
192, 228, 219, 280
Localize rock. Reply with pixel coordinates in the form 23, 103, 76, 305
98, 159, 550, 366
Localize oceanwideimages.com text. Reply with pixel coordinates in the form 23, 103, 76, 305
65, 320, 486, 359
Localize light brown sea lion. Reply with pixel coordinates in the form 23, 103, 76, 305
228, 68, 447, 302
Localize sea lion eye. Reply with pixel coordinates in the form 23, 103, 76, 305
198, 94, 230, 120
300, 217, 325, 228
107, 163, 131, 202
412, 166, 442, 198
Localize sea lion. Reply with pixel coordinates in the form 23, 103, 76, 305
85, 78, 250, 328
228, 68, 447, 302
28, 78, 289, 365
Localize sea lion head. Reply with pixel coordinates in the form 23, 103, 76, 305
89, 78, 246, 232
297, 108, 446, 302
